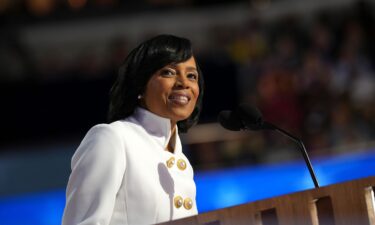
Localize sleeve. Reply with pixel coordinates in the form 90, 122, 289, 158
62, 124, 126, 225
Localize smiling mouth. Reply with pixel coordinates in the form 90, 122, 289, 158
168, 94, 190, 105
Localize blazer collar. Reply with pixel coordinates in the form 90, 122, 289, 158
133, 107, 179, 152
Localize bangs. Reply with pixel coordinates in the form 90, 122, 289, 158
144, 36, 194, 71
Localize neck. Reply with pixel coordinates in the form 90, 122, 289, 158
170, 121, 176, 133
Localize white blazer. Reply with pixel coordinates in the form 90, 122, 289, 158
62, 107, 198, 225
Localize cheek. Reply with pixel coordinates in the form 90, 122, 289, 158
144, 82, 161, 106
192, 84, 200, 102
146, 80, 171, 103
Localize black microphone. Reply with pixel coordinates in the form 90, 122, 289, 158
218, 103, 320, 188
218, 103, 271, 131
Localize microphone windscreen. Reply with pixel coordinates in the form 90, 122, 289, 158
237, 103, 264, 130
218, 110, 243, 131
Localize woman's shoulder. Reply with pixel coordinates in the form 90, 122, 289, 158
79, 123, 122, 146
85, 118, 140, 139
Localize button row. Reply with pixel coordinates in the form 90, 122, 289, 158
173, 196, 193, 210
166, 157, 186, 170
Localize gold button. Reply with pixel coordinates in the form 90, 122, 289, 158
177, 159, 186, 170
174, 196, 183, 208
166, 157, 175, 168
183, 197, 193, 210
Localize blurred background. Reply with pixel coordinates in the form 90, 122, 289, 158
1, 0, 375, 224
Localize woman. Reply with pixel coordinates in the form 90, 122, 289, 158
62, 34, 204, 225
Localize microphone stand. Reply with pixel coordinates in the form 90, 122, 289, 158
262, 122, 320, 188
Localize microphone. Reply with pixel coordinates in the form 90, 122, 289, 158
218, 103, 271, 131
218, 103, 320, 188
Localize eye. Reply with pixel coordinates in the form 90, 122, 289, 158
187, 73, 198, 81
160, 68, 176, 77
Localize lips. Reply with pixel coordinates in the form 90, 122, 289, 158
168, 93, 191, 105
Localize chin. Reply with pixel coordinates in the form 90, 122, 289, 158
169, 108, 193, 122
171, 113, 190, 122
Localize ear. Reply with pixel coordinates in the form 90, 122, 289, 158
137, 93, 148, 109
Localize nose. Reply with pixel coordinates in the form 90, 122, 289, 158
175, 76, 189, 89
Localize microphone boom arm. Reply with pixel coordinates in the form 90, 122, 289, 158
262, 122, 320, 188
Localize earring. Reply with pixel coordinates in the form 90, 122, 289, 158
137, 94, 142, 100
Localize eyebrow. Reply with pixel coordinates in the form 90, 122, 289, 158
186, 66, 198, 72
166, 64, 198, 72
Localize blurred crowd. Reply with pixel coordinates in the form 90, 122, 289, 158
189, 1, 375, 168
1, 1, 374, 168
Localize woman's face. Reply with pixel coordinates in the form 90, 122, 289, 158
142, 56, 200, 125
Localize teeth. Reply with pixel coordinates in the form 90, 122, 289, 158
169, 95, 189, 104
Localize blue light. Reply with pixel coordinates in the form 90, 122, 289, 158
0, 189, 65, 225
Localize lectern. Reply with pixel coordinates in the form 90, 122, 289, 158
158, 176, 375, 225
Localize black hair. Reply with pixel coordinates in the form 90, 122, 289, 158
108, 34, 204, 133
